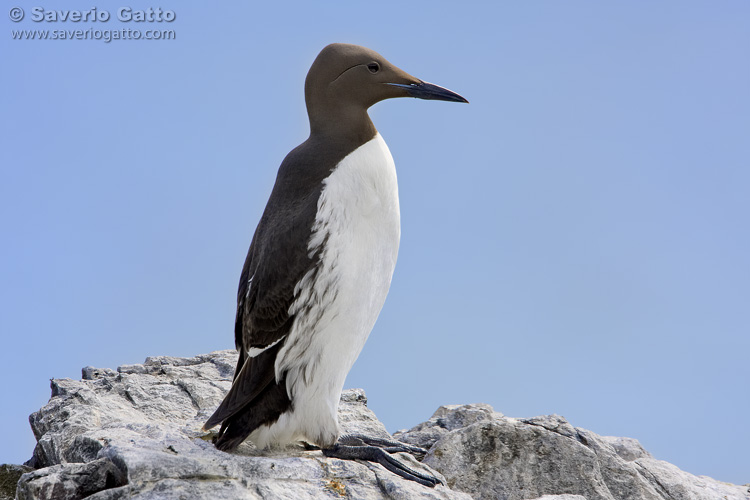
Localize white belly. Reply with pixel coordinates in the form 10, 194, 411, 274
249, 133, 400, 448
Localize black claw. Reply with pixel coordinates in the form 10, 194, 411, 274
376, 450, 441, 487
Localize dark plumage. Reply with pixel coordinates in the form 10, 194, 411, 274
203, 43, 467, 486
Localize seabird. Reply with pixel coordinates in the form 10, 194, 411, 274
203, 43, 467, 486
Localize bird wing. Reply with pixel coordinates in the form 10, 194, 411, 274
203, 136, 357, 434
203, 183, 321, 431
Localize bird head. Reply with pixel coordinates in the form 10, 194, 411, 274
304, 43, 467, 137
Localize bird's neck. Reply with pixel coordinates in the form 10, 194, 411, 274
307, 104, 378, 147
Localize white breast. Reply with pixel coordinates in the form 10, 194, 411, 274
249, 133, 401, 449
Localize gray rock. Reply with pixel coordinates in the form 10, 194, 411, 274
18, 350, 471, 500
600, 435, 652, 462
632, 458, 749, 500
395, 404, 749, 500
393, 403, 498, 451
19, 351, 749, 500
531, 496, 588, 500
81, 366, 117, 381
16, 459, 126, 500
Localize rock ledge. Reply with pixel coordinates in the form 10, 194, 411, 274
10, 350, 749, 500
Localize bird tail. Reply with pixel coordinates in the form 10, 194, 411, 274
202, 341, 291, 450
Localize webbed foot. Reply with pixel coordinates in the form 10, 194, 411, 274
322, 433, 440, 487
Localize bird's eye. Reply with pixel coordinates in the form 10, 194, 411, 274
367, 62, 380, 74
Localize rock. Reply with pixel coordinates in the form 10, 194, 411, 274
18, 350, 471, 500
18, 350, 749, 500
393, 403, 498, 451
0, 464, 31, 500
532, 496, 587, 500
395, 404, 750, 500
600, 436, 652, 462
81, 366, 117, 381
16, 459, 126, 500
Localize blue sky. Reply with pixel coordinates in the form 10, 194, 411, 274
2, 0, 748, 486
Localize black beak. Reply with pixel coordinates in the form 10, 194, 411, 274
388, 81, 469, 103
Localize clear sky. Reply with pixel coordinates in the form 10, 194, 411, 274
2, 0, 748, 486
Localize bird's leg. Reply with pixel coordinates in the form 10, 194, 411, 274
322, 433, 441, 487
